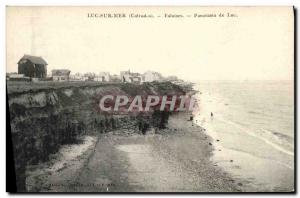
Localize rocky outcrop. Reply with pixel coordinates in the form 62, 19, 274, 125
7, 82, 185, 192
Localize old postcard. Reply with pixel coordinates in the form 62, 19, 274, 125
6, 6, 294, 193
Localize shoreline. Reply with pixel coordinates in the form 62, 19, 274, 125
192, 83, 294, 192
24, 99, 293, 192
25, 112, 242, 192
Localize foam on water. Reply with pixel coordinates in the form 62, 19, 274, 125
193, 81, 294, 157
192, 81, 294, 190
217, 117, 294, 157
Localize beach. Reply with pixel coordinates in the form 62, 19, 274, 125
23, 80, 294, 192
26, 112, 243, 192
193, 80, 294, 192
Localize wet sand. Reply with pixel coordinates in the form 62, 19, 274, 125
193, 82, 294, 192
193, 99, 294, 192
26, 112, 243, 192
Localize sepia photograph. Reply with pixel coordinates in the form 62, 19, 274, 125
6, 6, 295, 193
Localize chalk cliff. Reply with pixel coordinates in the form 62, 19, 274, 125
7, 82, 185, 191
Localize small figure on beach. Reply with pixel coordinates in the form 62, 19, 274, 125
190, 116, 193, 121
211, 112, 214, 118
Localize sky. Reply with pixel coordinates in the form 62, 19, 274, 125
6, 6, 294, 82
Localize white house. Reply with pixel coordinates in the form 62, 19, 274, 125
144, 71, 162, 82
52, 69, 71, 81
120, 70, 143, 84
70, 73, 84, 81
95, 72, 110, 82
120, 70, 131, 82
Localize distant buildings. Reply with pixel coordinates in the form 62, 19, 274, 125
129, 72, 143, 84
69, 73, 83, 81
83, 73, 96, 81
6, 73, 30, 81
18, 55, 48, 78
120, 70, 143, 84
52, 69, 71, 81
144, 71, 162, 82
120, 70, 131, 82
95, 72, 110, 82
11, 55, 171, 84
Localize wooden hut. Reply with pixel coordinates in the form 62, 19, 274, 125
18, 55, 48, 78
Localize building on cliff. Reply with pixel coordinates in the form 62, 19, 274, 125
120, 70, 131, 82
144, 71, 163, 82
95, 72, 110, 82
52, 69, 71, 81
6, 73, 31, 81
69, 73, 84, 81
120, 70, 143, 84
83, 72, 96, 81
18, 55, 48, 78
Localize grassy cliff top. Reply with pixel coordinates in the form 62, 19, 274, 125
7, 81, 187, 96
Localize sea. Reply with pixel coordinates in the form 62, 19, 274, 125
193, 80, 294, 191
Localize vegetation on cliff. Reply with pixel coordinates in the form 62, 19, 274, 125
7, 81, 185, 191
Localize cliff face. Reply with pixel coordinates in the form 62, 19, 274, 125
7, 82, 185, 191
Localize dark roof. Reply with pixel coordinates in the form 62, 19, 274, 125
18, 55, 48, 65
52, 69, 71, 76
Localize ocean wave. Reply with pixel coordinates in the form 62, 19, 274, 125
260, 128, 294, 150
217, 117, 294, 156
